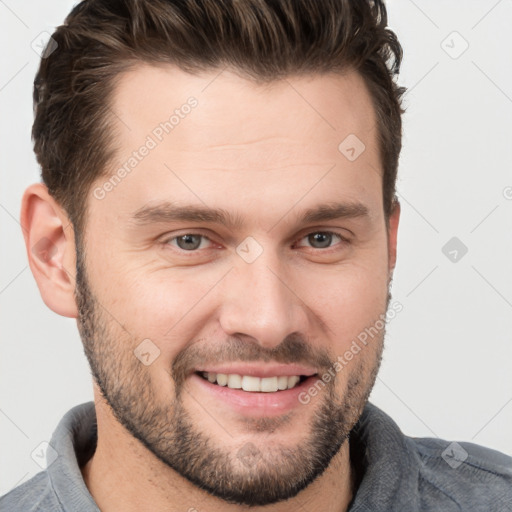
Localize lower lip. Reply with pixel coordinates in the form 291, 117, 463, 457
188, 373, 319, 417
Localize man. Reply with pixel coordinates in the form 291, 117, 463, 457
1, 0, 511, 510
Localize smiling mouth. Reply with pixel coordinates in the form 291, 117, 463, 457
196, 371, 313, 392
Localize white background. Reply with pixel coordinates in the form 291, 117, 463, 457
1, 0, 511, 497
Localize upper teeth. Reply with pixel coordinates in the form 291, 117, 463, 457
202, 372, 302, 392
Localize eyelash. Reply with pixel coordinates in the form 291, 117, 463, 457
162, 230, 350, 254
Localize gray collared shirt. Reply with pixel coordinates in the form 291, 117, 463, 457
1, 401, 511, 511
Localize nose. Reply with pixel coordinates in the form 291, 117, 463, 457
218, 247, 308, 350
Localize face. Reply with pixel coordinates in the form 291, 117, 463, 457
75, 64, 398, 506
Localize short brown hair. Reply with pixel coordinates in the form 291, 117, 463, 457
32, 0, 405, 237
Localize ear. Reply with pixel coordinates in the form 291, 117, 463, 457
387, 198, 400, 275
20, 183, 78, 318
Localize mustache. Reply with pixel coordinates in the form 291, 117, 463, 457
171, 333, 334, 386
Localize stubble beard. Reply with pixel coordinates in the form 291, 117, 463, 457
74, 241, 387, 506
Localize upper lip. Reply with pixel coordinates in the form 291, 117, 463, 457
193, 363, 318, 378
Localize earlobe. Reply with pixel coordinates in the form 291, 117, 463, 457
20, 183, 79, 318
387, 199, 400, 274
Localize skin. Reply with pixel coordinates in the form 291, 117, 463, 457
21, 63, 400, 512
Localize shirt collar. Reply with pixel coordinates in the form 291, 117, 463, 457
47, 402, 99, 511
348, 402, 418, 511
46, 400, 418, 511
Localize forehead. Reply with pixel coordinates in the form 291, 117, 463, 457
108, 62, 377, 160
92, 63, 382, 228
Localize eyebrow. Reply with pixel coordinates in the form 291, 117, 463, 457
130, 200, 370, 230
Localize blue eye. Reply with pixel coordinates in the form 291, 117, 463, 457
164, 230, 347, 254
297, 231, 345, 249
168, 234, 212, 251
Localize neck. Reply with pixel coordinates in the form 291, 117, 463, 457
81, 397, 356, 512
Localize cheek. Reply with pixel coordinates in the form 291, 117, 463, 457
293, 260, 389, 383
91, 265, 221, 354
301, 256, 389, 319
